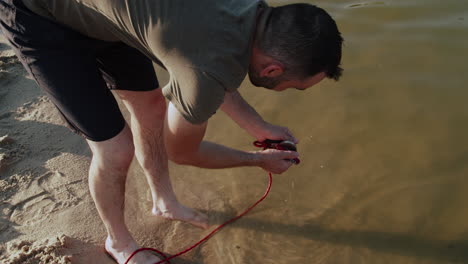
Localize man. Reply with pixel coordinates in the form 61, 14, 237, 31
0, 0, 343, 263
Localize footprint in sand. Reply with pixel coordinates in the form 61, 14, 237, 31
5, 169, 85, 226
0, 54, 20, 83
0, 135, 19, 172
0, 42, 9, 51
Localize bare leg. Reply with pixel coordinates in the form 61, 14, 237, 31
117, 89, 208, 229
87, 125, 161, 264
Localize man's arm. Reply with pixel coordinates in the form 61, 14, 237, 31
220, 91, 298, 143
164, 102, 298, 173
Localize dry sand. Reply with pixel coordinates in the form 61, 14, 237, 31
0, 33, 225, 264
0, 32, 110, 263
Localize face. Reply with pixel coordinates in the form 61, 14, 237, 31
271, 72, 327, 91
248, 67, 326, 91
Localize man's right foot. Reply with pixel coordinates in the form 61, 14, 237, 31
105, 237, 162, 264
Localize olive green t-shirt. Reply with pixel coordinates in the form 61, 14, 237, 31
22, 0, 267, 124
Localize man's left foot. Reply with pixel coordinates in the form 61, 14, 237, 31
152, 203, 209, 229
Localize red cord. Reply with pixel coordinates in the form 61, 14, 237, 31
124, 172, 273, 264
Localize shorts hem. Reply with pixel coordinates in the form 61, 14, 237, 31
80, 119, 126, 142
109, 86, 160, 92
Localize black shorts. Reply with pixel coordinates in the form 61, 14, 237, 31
0, 0, 159, 141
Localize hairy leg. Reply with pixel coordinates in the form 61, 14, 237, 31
87, 125, 161, 264
117, 89, 208, 229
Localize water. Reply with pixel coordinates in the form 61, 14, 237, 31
135, 1, 468, 263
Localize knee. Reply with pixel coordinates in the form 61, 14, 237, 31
167, 149, 197, 166
119, 89, 167, 121
142, 90, 167, 119
89, 126, 135, 173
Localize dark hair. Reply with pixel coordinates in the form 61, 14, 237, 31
258, 4, 343, 81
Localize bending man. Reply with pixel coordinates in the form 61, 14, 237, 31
0, 0, 343, 263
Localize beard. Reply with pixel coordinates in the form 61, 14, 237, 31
248, 65, 283, 90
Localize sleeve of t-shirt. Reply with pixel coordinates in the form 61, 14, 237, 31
162, 67, 226, 124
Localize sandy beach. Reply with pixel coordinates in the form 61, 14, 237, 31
0, 32, 108, 263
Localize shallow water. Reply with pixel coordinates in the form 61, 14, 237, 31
134, 1, 468, 263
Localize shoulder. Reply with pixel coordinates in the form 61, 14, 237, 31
155, 0, 265, 91
162, 67, 226, 124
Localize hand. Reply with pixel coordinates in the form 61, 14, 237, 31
256, 149, 300, 174
252, 122, 298, 144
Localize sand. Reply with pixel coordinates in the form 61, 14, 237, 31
0, 32, 107, 263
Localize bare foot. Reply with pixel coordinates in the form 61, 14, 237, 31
152, 202, 209, 229
105, 237, 162, 264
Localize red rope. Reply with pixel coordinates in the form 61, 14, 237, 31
125, 172, 274, 264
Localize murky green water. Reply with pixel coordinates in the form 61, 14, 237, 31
130, 1, 468, 263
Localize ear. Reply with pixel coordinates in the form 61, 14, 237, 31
260, 63, 284, 78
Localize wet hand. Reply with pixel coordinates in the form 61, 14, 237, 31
253, 122, 298, 144
257, 149, 299, 174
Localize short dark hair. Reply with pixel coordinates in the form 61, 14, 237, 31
258, 4, 343, 81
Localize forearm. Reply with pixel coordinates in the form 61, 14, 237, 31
165, 101, 260, 168
176, 140, 299, 175
221, 91, 266, 136
177, 141, 259, 169
220, 91, 297, 143
165, 101, 297, 174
